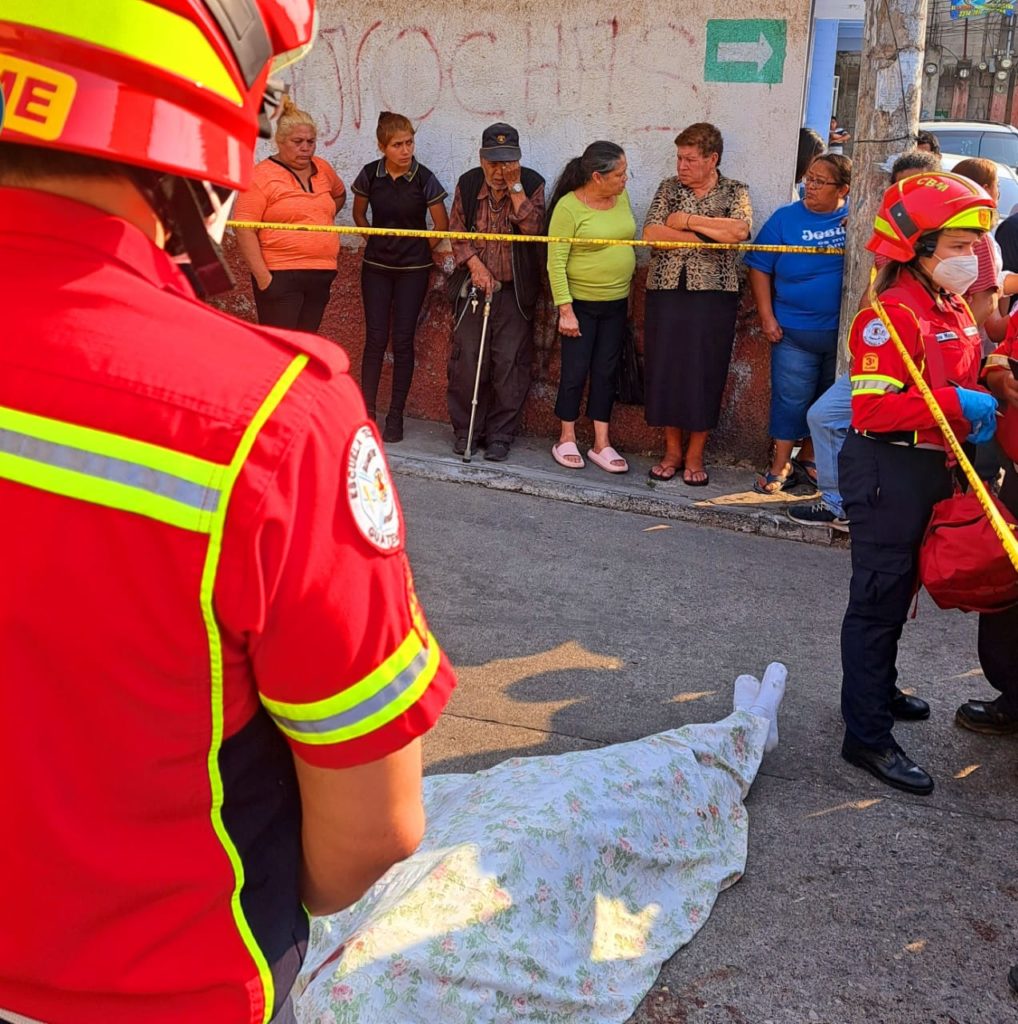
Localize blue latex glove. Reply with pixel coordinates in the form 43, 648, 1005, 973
955, 387, 998, 444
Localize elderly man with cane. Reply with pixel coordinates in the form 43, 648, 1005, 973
447, 123, 546, 461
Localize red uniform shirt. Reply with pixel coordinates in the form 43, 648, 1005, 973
848, 268, 981, 447
0, 189, 454, 1024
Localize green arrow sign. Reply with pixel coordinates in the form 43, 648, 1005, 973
705, 19, 787, 84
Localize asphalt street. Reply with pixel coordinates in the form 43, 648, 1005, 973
398, 474, 1018, 1024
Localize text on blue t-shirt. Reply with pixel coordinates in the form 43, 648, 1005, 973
743, 200, 847, 331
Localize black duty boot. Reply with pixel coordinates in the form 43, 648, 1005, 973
382, 410, 404, 444
955, 697, 1018, 735
841, 736, 934, 795
890, 688, 930, 721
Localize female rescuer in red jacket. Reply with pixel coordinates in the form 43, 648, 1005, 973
838, 172, 998, 797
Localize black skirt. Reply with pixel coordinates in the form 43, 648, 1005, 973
643, 285, 739, 431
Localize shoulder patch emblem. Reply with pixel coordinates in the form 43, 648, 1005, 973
862, 319, 890, 347
861, 352, 880, 373
346, 425, 401, 553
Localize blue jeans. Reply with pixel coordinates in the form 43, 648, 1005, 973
806, 373, 852, 518
769, 327, 838, 440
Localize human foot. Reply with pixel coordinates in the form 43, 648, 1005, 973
733, 673, 761, 714
649, 457, 683, 481
748, 662, 787, 752
682, 466, 709, 487
588, 445, 628, 473
552, 441, 584, 469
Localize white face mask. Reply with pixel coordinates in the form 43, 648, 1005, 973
930, 253, 980, 295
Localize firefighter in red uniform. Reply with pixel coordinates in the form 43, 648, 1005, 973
0, 5, 454, 1024
953, 321, 1018, 734
839, 172, 998, 796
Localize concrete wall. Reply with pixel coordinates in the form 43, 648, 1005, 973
219, 0, 812, 464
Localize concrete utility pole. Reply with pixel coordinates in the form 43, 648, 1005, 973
838, 0, 930, 370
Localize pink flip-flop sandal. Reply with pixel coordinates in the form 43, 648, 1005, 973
552, 441, 585, 469
587, 445, 629, 474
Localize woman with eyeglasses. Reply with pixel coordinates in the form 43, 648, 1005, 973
746, 154, 851, 493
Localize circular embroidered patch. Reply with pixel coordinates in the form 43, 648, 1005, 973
862, 319, 890, 347
346, 425, 401, 553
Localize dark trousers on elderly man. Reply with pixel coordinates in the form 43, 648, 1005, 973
447, 288, 533, 445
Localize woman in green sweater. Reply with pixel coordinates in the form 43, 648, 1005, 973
546, 141, 637, 472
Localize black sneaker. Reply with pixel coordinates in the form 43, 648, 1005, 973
787, 501, 849, 532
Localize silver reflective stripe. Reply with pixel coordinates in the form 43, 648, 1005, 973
0, 427, 220, 512
851, 379, 901, 393
270, 646, 430, 736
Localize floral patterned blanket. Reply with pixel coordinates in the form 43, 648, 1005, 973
293, 711, 768, 1024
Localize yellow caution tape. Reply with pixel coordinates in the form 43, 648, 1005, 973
868, 267, 1018, 574
227, 220, 844, 255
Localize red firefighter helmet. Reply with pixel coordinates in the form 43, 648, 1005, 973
867, 171, 997, 263
0, 0, 315, 191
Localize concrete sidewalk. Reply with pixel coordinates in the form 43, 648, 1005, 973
386, 416, 848, 548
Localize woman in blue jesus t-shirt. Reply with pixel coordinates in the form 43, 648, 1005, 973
747, 153, 851, 493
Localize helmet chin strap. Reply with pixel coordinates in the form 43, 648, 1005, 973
130, 170, 236, 298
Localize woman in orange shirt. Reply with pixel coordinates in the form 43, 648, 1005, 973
234, 97, 346, 332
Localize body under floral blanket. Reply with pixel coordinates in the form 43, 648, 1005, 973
294, 666, 786, 1024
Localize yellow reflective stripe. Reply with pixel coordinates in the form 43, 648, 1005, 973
0, 448, 215, 532
200, 353, 307, 1024
0, 405, 223, 486
268, 636, 441, 747
847, 374, 905, 393
872, 214, 898, 241
851, 373, 905, 386
7, 0, 243, 105
262, 629, 441, 745
262, 628, 422, 722
0, 405, 225, 532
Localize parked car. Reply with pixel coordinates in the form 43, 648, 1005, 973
938, 152, 1018, 218
920, 119, 1018, 169
880, 150, 1018, 217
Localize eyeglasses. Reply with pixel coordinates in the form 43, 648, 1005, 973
804, 176, 838, 188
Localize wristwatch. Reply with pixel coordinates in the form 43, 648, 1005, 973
509, 182, 524, 194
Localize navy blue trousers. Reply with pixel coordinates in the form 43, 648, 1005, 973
978, 465, 1018, 711
838, 432, 952, 749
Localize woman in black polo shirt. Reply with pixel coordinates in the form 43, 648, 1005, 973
353, 112, 449, 442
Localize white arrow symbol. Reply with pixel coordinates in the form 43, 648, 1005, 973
717, 33, 773, 74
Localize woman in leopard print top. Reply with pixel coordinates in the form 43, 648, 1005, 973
642, 123, 752, 486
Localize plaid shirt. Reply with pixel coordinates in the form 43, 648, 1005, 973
450, 179, 545, 282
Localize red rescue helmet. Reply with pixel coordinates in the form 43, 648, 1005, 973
0, 1, 316, 294
0, 0, 315, 190
867, 172, 996, 263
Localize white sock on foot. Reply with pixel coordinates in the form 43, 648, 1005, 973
748, 661, 787, 753
733, 673, 761, 714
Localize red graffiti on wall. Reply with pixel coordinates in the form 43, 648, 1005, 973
290, 17, 697, 144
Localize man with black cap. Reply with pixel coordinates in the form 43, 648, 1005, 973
447, 122, 546, 460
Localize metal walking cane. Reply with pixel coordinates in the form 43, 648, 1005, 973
463, 282, 499, 463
